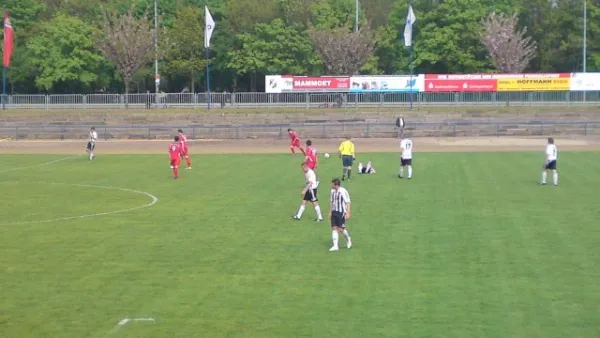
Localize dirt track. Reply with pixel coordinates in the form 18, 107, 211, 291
1, 137, 600, 154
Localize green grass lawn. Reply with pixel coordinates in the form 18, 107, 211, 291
1, 152, 599, 338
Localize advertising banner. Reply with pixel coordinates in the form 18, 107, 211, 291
570, 73, 600, 91
497, 77, 570, 91
424, 74, 497, 92
349, 75, 424, 92
291, 76, 350, 91
265, 75, 293, 93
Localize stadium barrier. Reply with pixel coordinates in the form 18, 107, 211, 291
1, 91, 600, 109
1, 121, 599, 140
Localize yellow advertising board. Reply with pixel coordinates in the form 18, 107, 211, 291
497, 78, 570, 91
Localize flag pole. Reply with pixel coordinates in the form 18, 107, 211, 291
408, 47, 413, 110
408, 0, 414, 110
204, 5, 213, 111
206, 46, 210, 110
2, 60, 6, 110
2, 1, 6, 110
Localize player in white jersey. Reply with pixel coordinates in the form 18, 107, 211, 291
398, 138, 413, 179
293, 162, 324, 222
541, 137, 558, 186
86, 127, 97, 160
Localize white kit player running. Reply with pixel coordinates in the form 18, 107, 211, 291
398, 137, 413, 179
293, 162, 324, 222
541, 137, 558, 186
86, 127, 98, 160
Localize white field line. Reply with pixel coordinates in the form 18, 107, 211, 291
103, 318, 155, 337
0, 182, 158, 226
0, 155, 80, 173
0, 156, 159, 226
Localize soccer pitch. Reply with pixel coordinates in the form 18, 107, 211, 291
1, 152, 600, 338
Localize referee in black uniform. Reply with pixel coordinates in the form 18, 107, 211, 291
328, 178, 352, 251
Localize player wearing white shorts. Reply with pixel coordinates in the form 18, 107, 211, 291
398, 138, 413, 179
541, 137, 558, 186
86, 127, 97, 160
292, 162, 324, 222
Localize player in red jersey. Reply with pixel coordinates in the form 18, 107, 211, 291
305, 139, 318, 170
288, 128, 305, 156
178, 129, 192, 169
169, 136, 183, 179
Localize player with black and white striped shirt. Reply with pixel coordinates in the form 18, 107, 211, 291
328, 178, 352, 251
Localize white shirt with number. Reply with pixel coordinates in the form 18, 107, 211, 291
400, 139, 413, 159
89, 131, 98, 143
546, 144, 557, 161
305, 169, 318, 189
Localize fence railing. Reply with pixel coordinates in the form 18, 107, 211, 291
2, 121, 599, 140
1, 92, 600, 109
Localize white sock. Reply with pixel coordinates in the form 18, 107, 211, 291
553, 171, 558, 185
408, 166, 412, 178
314, 205, 323, 219
296, 205, 306, 218
342, 229, 351, 240
332, 231, 339, 247
541, 171, 547, 183
399, 167, 404, 176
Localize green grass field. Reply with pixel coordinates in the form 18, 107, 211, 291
1, 152, 599, 338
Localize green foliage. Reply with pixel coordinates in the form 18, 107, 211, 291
226, 19, 320, 78
25, 14, 105, 92
1, 0, 599, 93
165, 6, 206, 92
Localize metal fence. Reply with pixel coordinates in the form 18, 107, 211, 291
2, 121, 600, 140
1, 92, 600, 109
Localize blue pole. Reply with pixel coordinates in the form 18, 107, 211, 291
206, 47, 211, 110
409, 46, 413, 110
408, 0, 414, 110
2, 67, 6, 110
2, 2, 5, 110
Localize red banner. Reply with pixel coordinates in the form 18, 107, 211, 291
292, 77, 350, 91
425, 79, 498, 92
3, 12, 14, 67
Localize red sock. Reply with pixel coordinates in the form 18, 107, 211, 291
291, 147, 296, 154
186, 157, 191, 167
173, 167, 179, 178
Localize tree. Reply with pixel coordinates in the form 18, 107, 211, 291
480, 12, 537, 73
25, 14, 105, 92
389, 0, 500, 73
97, 5, 155, 95
307, 21, 376, 75
224, 0, 278, 34
277, 0, 318, 25
165, 6, 206, 93
226, 19, 320, 90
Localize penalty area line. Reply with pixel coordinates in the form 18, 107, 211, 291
103, 317, 156, 337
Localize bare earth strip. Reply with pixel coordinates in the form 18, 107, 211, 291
1, 137, 600, 155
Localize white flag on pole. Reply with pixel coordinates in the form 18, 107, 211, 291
205, 6, 215, 48
403, 5, 416, 47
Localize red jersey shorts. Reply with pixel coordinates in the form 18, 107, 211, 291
290, 138, 300, 147
181, 147, 189, 156
170, 157, 181, 167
